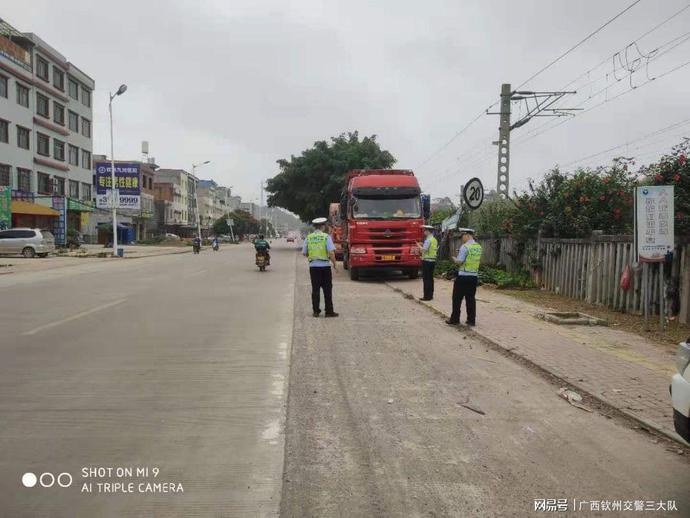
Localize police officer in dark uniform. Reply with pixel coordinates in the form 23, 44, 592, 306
302, 217, 339, 317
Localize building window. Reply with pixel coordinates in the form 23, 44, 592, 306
0, 164, 9, 187
81, 118, 91, 138
16, 83, 29, 108
17, 126, 30, 149
37, 172, 51, 194
54, 176, 65, 195
53, 102, 65, 126
36, 93, 49, 118
68, 77, 78, 100
53, 139, 65, 161
69, 180, 79, 198
18, 168, 31, 192
0, 119, 8, 143
36, 56, 49, 81
53, 67, 64, 91
81, 182, 91, 201
0, 74, 7, 98
68, 110, 79, 132
81, 149, 91, 169
81, 86, 91, 107
68, 144, 79, 166
37, 133, 50, 156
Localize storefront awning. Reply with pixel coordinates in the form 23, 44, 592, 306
11, 200, 60, 217
67, 198, 94, 212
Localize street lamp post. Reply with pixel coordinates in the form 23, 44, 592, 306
108, 84, 127, 257
192, 160, 211, 241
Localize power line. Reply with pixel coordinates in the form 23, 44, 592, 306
516, 0, 643, 89
559, 117, 690, 168
510, 4, 690, 144
417, 0, 647, 176
415, 102, 498, 170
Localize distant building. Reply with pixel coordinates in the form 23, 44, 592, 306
154, 168, 198, 237
0, 17, 94, 242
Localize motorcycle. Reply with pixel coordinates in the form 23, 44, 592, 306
212, 241, 219, 252
255, 250, 269, 272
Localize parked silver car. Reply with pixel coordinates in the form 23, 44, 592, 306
0, 228, 56, 258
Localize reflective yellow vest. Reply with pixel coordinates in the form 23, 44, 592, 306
307, 232, 329, 261
423, 236, 438, 261
461, 242, 482, 273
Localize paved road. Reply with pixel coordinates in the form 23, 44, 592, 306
282, 267, 690, 517
0, 242, 295, 517
2, 244, 689, 517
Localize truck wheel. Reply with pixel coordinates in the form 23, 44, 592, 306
349, 267, 360, 281
407, 268, 419, 279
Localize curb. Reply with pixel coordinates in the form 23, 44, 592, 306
385, 281, 689, 450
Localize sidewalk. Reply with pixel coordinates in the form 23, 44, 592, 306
386, 277, 683, 444
0, 244, 192, 275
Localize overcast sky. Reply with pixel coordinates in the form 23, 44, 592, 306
5, 0, 690, 203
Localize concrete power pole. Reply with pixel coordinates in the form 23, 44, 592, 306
496, 83, 511, 197
489, 83, 577, 198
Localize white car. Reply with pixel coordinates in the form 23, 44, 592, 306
671, 340, 690, 443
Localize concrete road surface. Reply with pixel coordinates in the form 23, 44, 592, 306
2, 242, 689, 517
0, 242, 295, 517
281, 267, 690, 517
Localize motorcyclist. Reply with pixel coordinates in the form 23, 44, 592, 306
254, 234, 270, 263
211, 237, 219, 251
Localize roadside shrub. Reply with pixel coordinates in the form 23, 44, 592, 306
478, 265, 536, 289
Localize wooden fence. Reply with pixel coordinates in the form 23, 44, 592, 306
449, 234, 690, 325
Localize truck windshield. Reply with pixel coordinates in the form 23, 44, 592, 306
352, 196, 421, 219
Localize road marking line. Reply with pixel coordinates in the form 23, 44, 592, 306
22, 299, 127, 336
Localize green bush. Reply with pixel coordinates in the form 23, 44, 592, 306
478, 265, 536, 289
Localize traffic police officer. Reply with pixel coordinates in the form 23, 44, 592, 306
417, 225, 438, 301
303, 217, 339, 318
446, 228, 482, 326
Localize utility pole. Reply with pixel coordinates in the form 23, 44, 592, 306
488, 83, 578, 197
495, 83, 511, 197
259, 179, 264, 235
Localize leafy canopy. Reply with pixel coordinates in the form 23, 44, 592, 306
266, 132, 396, 222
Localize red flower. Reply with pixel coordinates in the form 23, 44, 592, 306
603, 178, 609, 184
614, 208, 621, 214
655, 173, 663, 182
599, 195, 606, 201
680, 155, 687, 166
674, 174, 681, 183
677, 212, 684, 220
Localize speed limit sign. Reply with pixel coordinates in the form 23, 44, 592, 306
462, 178, 484, 210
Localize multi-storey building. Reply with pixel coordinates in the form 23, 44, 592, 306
89, 155, 157, 242
0, 18, 94, 241
153, 168, 198, 237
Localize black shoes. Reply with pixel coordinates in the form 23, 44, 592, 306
466, 321, 476, 327
325, 312, 339, 318
313, 311, 321, 317
445, 319, 459, 325
419, 297, 433, 301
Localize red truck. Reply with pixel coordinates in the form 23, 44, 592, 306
339, 169, 429, 281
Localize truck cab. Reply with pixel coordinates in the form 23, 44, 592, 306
340, 169, 427, 280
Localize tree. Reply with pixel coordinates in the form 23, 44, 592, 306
266, 132, 396, 222
429, 207, 456, 225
